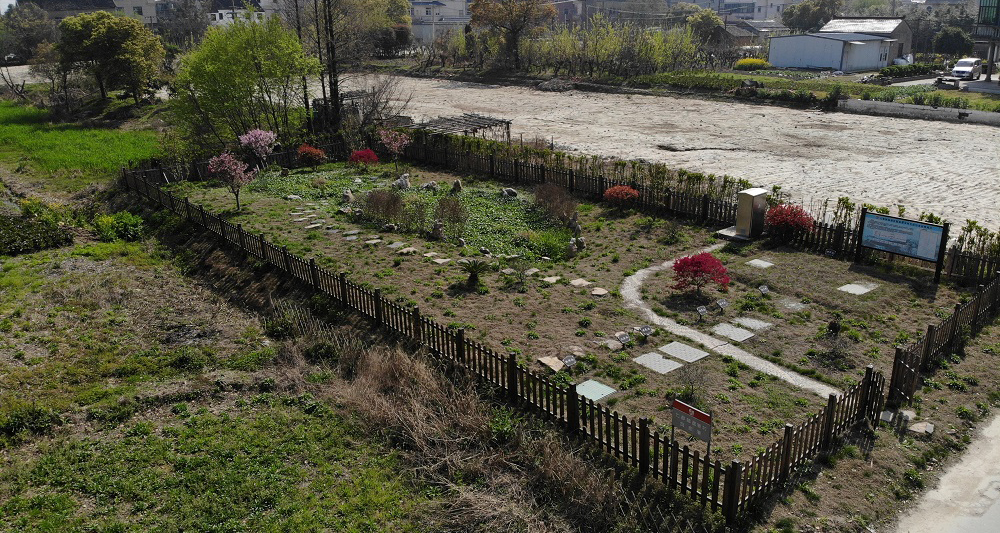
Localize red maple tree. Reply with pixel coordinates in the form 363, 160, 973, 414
764, 203, 814, 241
672, 252, 730, 294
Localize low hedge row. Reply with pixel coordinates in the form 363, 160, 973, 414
0, 215, 73, 256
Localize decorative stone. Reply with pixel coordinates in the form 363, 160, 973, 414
602, 339, 623, 351
565, 242, 578, 258
712, 323, 755, 342
344, 236, 358, 241
566, 345, 586, 357
342, 189, 355, 203
479, 247, 491, 255
451, 179, 463, 194
338, 207, 353, 215
569, 278, 591, 287
538, 356, 565, 372
423, 252, 439, 257
421, 181, 439, 191
614, 332, 631, 344
501, 268, 516, 275
457, 238, 466, 247
880, 410, 895, 424
382, 224, 398, 232
838, 282, 879, 295
344, 230, 361, 236
591, 288, 609, 297
778, 298, 807, 311
304, 223, 322, 230
634, 353, 683, 374
393, 173, 410, 189
732, 317, 773, 331
290, 212, 304, 216
364, 239, 383, 245
354, 178, 363, 184
900, 410, 917, 421
398, 247, 418, 255
542, 276, 561, 283
747, 259, 774, 269
430, 220, 445, 241
432, 258, 451, 265
575, 236, 586, 249
387, 241, 406, 249
659, 342, 709, 363
634, 325, 654, 336
577, 379, 616, 401
502, 187, 518, 197
908, 421, 935, 437
285, 194, 302, 200
293, 217, 308, 222
525, 268, 540, 276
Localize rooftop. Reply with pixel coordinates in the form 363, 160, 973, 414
819, 17, 906, 34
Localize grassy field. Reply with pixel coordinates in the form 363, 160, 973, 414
0, 102, 160, 194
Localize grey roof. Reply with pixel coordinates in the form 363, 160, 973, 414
31, 0, 115, 10
724, 25, 755, 38
771, 32, 892, 42
211, 0, 262, 11
818, 17, 905, 34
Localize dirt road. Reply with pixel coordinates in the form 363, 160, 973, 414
892, 413, 1000, 533
385, 76, 1000, 229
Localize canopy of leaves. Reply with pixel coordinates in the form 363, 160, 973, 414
933, 26, 974, 56
0, 2, 56, 60
172, 16, 321, 149
782, 0, 842, 32
470, 0, 555, 69
57, 11, 164, 101
687, 9, 723, 44
672, 253, 730, 293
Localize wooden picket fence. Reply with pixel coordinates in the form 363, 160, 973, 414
887, 273, 1000, 407
121, 166, 887, 524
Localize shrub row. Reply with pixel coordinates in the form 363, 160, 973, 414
0, 215, 74, 256
878, 63, 943, 78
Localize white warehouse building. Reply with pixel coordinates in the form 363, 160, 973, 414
767, 32, 896, 72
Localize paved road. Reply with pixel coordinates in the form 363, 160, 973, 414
892, 413, 1000, 533
379, 75, 1000, 230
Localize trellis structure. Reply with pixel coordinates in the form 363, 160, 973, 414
412, 113, 511, 143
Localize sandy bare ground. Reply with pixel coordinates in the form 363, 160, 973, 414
384, 76, 1000, 230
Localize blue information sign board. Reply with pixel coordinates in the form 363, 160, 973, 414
860, 212, 945, 263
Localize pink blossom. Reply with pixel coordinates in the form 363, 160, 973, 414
238, 129, 278, 160
208, 151, 257, 210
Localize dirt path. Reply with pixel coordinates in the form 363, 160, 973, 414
892, 412, 1000, 532
619, 244, 841, 399
381, 75, 1000, 230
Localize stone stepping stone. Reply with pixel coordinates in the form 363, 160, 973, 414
432, 258, 451, 265
293, 217, 309, 222
747, 259, 774, 269
778, 298, 806, 311
538, 356, 565, 372
732, 317, 773, 331
577, 379, 616, 401
364, 239, 383, 245
344, 230, 361, 236
569, 278, 592, 287
601, 339, 623, 351
290, 212, 304, 216
304, 223, 322, 230
525, 268, 540, 276
591, 288, 609, 297
634, 353, 683, 374
907, 421, 935, 437
305, 214, 317, 218
386, 242, 407, 249
500, 268, 516, 275
423, 252, 438, 257
712, 323, 755, 343
398, 247, 418, 255
328, 229, 340, 234
659, 341, 709, 363
542, 276, 561, 283
344, 236, 358, 241
838, 282, 879, 295
566, 345, 586, 357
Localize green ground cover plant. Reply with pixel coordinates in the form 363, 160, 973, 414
0, 214, 73, 255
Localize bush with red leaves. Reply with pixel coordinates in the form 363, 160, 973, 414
765, 203, 814, 241
672, 252, 730, 294
297, 144, 327, 167
349, 148, 379, 167
603, 185, 639, 207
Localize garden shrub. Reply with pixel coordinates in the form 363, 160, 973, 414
364, 189, 405, 225
0, 215, 73, 256
734, 58, 771, 71
534, 183, 577, 222
434, 197, 468, 239
93, 211, 144, 242
604, 185, 639, 207
879, 63, 941, 78
297, 144, 326, 167
672, 252, 730, 293
349, 148, 379, 167
765, 203, 814, 241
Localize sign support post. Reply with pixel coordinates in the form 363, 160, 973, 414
934, 222, 950, 284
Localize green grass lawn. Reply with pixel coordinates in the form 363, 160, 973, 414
0, 101, 160, 193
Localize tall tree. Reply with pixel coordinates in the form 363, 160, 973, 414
686, 9, 723, 44
782, 0, 843, 32
57, 11, 165, 101
0, 2, 56, 60
158, 0, 210, 49
172, 16, 321, 146
470, 0, 555, 70
933, 26, 974, 56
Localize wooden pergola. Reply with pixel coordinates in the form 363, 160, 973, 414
411, 113, 512, 143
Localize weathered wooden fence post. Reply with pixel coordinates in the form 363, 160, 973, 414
184, 198, 193, 221
339, 272, 349, 307
638, 417, 650, 478
566, 384, 580, 436
724, 460, 743, 523
237, 224, 247, 256
456, 328, 466, 365
282, 246, 292, 272
374, 288, 384, 325
949, 302, 964, 348
199, 204, 207, 227
309, 258, 320, 288
506, 353, 518, 403
489, 153, 495, 178
411, 306, 422, 342
858, 365, 874, 424
920, 324, 936, 368
779, 423, 794, 482
568, 168, 576, 193
821, 393, 838, 451
219, 219, 227, 243
701, 194, 711, 223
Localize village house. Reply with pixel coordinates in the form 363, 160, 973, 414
409, 0, 470, 44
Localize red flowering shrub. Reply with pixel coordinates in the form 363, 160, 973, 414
297, 144, 327, 168
603, 185, 640, 207
349, 148, 379, 167
672, 252, 730, 294
765, 203, 814, 241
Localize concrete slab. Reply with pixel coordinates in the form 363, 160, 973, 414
387, 242, 406, 249
712, 323, 755, 342
542, 276, 562, 283
838, 282, 879, 295
577, 379, 616, 401
432, 258, 451, 265
732, 317, 773, 331
592, 288, 609, 296
633, 353, 683, 374
747, 259, 774, 269
659, 341, 710, 363
570, 278, 592, 287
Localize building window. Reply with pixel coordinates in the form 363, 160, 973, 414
133, 6, 143, 15
425, 8, 431, 15
210, 13, 217, 20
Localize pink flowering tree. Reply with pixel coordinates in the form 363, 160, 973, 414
208, 152, 257, 211
238, 129, 278, 167
378, 128, 411, 171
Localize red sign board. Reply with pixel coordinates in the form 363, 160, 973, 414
671, 399, 713, 443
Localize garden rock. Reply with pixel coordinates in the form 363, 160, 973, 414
393, 174, 410, 189
342, 189, 355, 203
457, 238, 466, 247
354, 178, 363, 184
908, 421, 935, 437
338, 207, 353, 215
573, 237, 586, 250
525, 268, 540, 276
565, 242, 578, 258
398, 247, 418, 255
285, 194, 302, 200
421, 181, 439, 192
538, 356, 565, 372
570, 221, 582, 237
430, 220, 445, 241
479, 247, 491, 255
451, 180, 463, 194
502, 187, 518, 197
500, 268, 516, 275
542, 276, 561, 283
382, 224, 398, 232
591, 287, 608, 296
280, 168, 290, 177
569, 278, 591, 287
387, 241, 406, 249
305, 223, 322, 230
601, 339, 624, 351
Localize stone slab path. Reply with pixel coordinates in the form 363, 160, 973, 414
619, 244, 841, 398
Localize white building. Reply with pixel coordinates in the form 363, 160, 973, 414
768, 32, 895, 72
410, 0, 470, 44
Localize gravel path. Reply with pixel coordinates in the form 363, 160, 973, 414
619, 244, 842, 399
380, 75, 1000, 230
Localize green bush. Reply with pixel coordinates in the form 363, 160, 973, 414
93, 211, 144, 242
879, 63, 941, 78
733, 58, 771, 71
0, 215, 74, 256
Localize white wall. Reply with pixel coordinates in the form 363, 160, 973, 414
840, 99, 1000, 126
842, 41, 889, 72
768, 35, 844, 70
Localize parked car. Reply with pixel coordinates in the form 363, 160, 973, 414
1, 53, 24, 66
951, 58, 983, 80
